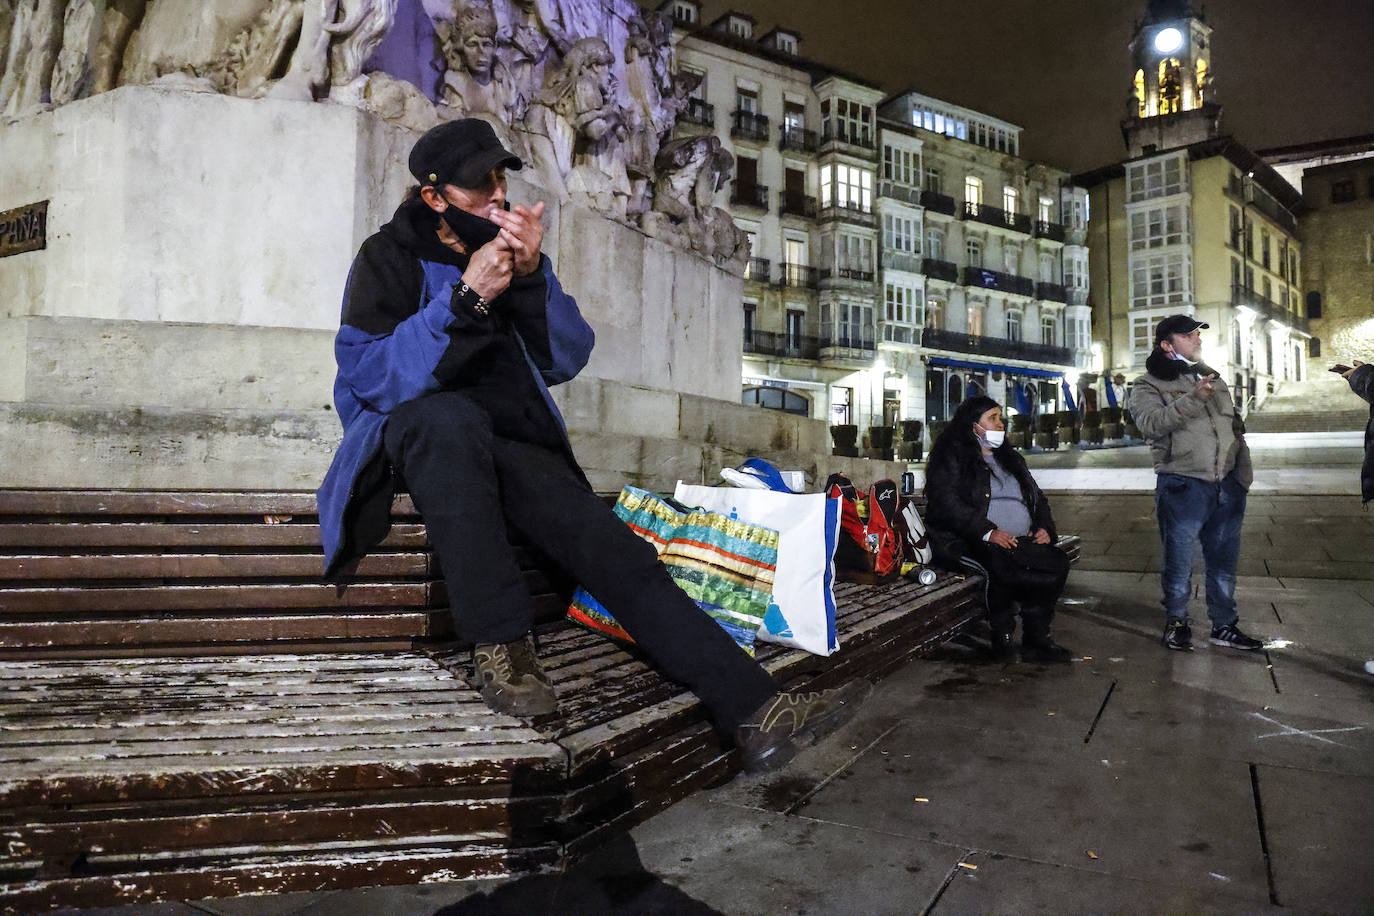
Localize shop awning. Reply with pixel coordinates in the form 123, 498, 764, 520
926, 357, 1066, 380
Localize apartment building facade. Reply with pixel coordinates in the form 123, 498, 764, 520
665, 2, 1091, 438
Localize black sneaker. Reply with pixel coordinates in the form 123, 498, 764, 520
470, 634, 558, 717
1162, 618, 1192, 651
1209, 623, 1263, 651
735, 680, 873, 773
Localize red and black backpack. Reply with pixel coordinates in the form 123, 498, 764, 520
825, 473, 903, 584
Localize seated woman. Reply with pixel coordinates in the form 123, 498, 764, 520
924, 396, 1074, 663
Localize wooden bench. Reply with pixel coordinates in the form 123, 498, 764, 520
0, 489, 1080, 911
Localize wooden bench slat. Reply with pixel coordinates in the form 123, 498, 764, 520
2, 710, 510, 744
0, 523, 428, 549
0, 490, 419, 517
5, 796, 561, 864
0, 744, 569, 807
0, 842, 561, 913
0, 652, 433, 676
0, 582, 434, 613
0, 727, 562, 766
0, 613, 439, 649
0, 553, 431, 581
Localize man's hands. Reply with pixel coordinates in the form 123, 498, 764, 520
1342, 359, 1366, 379
460, 235, 514, 301
1192, 373, 1218, 399
489, 201, 545, 276
450, 199, 546, 306
1031, 528, 1052, 545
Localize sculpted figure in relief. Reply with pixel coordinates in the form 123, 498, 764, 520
526, 36, 628, 217
498, 0, 569, 121
620, 10, 673, 219
436, 1, 504, 117
0, 0, 64, 118
644, 135, 747, 269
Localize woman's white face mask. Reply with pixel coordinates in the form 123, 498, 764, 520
976, 423, 1005, 449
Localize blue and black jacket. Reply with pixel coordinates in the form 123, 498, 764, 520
317, 197, 595, 578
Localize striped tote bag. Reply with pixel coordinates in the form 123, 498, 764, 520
567, 487, 779, 655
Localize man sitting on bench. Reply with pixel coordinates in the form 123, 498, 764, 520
317, 119, 867, 773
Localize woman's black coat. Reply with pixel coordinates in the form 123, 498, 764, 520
923, 442, 1057, 570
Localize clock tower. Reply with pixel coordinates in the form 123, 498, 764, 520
1121, 0, 1222, 157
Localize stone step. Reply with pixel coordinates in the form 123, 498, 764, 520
1243, 410, 1368, 433
0, 400, 903, 493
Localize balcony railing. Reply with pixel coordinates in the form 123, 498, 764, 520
877, 180, 921, 206
962, 266, 1035, 297
820, 331, 877, 352
922, 257, 959, 283
1225, 176, 1297, 235
731, 182, 769, 210
731, 110, 770, 143
921, 327, 1072, 366
743, 329, 821, 360
679, 97, 714, 127
820, 124, 877, 151
881, 249, 922, 274
1231, 283, 1310, 334
818, 199, 875, 225
778, 126, 818, 153
778, 192, 817, 218
743, 257, 771, 283
962, 201, 1032, 233
920, 189, 957, 216
819, 267, 875, 284
777, 263, 819, 288
1034, 220, 1066, 242
1036, 281, 1068, 303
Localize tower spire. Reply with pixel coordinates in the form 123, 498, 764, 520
1122, 0, 1221, 156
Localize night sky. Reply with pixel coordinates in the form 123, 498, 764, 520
694, 0, 1374, 175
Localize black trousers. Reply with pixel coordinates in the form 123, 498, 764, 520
382, 390, 779, 733
963, 538, 1070, 639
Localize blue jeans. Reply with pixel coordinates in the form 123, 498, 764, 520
1154, 472, 1247, 628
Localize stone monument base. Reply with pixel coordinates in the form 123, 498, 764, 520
0, 87, 903, 492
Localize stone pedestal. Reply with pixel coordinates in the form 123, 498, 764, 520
0, 86, 900, 490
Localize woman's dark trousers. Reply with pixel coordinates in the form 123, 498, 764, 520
382, 391, 779, 733
967, 539, 1071, 641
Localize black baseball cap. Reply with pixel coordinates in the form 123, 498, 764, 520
1154, 314, 1209, 344
408, 119, 522, 189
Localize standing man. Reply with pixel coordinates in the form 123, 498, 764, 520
1131, 315, 1264, 652
317, 119, 867, 772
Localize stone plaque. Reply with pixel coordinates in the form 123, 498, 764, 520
0, 201, 48, 258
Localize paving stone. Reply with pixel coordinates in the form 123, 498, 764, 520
1256, 765, 1374, 912
929, 847, 1280, 915
1076, 555, 1151, 573
1266, 559, 1374, 581
630, 802, 952, 916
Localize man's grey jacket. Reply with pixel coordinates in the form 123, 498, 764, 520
1130, 347, 1253, 488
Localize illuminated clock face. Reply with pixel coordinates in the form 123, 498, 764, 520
1154, 27, 1184, 53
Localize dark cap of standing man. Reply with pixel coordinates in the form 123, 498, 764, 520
408, 119, 522, 189
1153, 314, 1209, 344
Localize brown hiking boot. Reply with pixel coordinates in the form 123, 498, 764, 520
470, 634, 557, 717
734, 680, 873, 773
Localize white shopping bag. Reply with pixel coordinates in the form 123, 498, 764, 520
674, 482, 841, 656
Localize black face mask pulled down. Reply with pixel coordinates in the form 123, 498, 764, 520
440, 202, 506, 251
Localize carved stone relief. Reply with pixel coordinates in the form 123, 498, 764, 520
0, 0, 742, 270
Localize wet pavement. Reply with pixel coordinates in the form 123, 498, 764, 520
63, 441, 1374, 915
